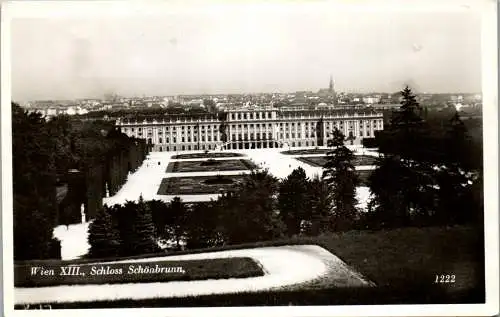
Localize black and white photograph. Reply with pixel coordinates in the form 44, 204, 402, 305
1, 0, 498, 315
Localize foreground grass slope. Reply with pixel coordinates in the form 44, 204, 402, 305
15, 225, 484, 307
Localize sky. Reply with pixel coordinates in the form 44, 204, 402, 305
10, 2, 483, 101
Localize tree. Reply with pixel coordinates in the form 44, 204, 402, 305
278, 167, 310, 236
307, 175, 333, 235
132, 196, 157, 254
184, 201, 224, 249
323, 128, 359, 231
12, 103, 58, 260
219, 170, 285, 244
147, 199, 170, 239
166, 197, 188, 250
87, 207, 120, 258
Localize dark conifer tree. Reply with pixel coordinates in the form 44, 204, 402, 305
307, 175, 333, 235
278, 167, 310, 236
323, 129, 359, 231
87, 207, 120, 258
166, 197, 188, 250
132, 195, 157, 254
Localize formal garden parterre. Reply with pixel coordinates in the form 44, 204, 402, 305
171, 152, 245, 159
295, 155, 378, 167
166, 159, 258, 173
157, 175, 249, 195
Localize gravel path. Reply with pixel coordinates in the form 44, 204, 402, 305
15, 244, 373, 305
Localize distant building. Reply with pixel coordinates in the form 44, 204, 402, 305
117, 107, 384, 152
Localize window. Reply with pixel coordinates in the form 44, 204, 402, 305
188, 137, 191, 142
182, 137, 185, 143
131, 128, 135, 132
159, 138, 163, 144
208, 136, 211, 142
232, 113, 235, 120
267, 112, 271, 119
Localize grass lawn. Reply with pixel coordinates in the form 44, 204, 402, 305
172, 152, 244, 159
281, 149, 330, 155
18, 225, 484, 307
15, 257, 263, 287
296, 155, 378, 167
312, 225, 484, 292
166, 159, 257, 173
157, 175, 248, 195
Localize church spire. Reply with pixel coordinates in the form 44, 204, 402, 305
329, 75, 334, 92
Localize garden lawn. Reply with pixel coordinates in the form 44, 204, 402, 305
157, 175, 248, 195
15, 257, 263, 287
296, 155, 378, 167
166, 159, 257, 173
313, 225, 484, 292
281, 149, 330, 155
172, 152, 244, 159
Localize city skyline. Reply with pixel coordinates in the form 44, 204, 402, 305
10, 2, 482, 101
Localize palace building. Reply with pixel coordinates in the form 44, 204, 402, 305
116, 107, 384, 152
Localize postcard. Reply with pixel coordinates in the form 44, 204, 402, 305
1, 0, 498, 316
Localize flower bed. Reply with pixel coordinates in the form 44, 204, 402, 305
172, 152, 244, 159
166, 159, 258, 173
157, 175, 248, 195
281, 149, 330, 155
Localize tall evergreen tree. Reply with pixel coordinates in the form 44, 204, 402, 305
307, 175, 333, 235
184, 201, 223, 249
219, 170, 284, 244
87, 207, 120, 258
323, 129, 359, 231
133, 195, 157, 254
166, 197, 188, 250
278, 167, 310, 236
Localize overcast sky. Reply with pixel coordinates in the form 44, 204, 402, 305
10, 3, 482, 101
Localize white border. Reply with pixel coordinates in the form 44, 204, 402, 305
1, 1, 498, 316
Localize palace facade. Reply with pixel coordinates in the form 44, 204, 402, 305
116, 108, 384, 152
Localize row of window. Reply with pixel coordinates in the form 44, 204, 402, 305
230, 133, 273, 141
124, 125, 220, 133
230, 112, 273, 121
155, 135, 220, 144
156, 144, 216, 152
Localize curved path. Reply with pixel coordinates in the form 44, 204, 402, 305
15, 245, 372, 305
